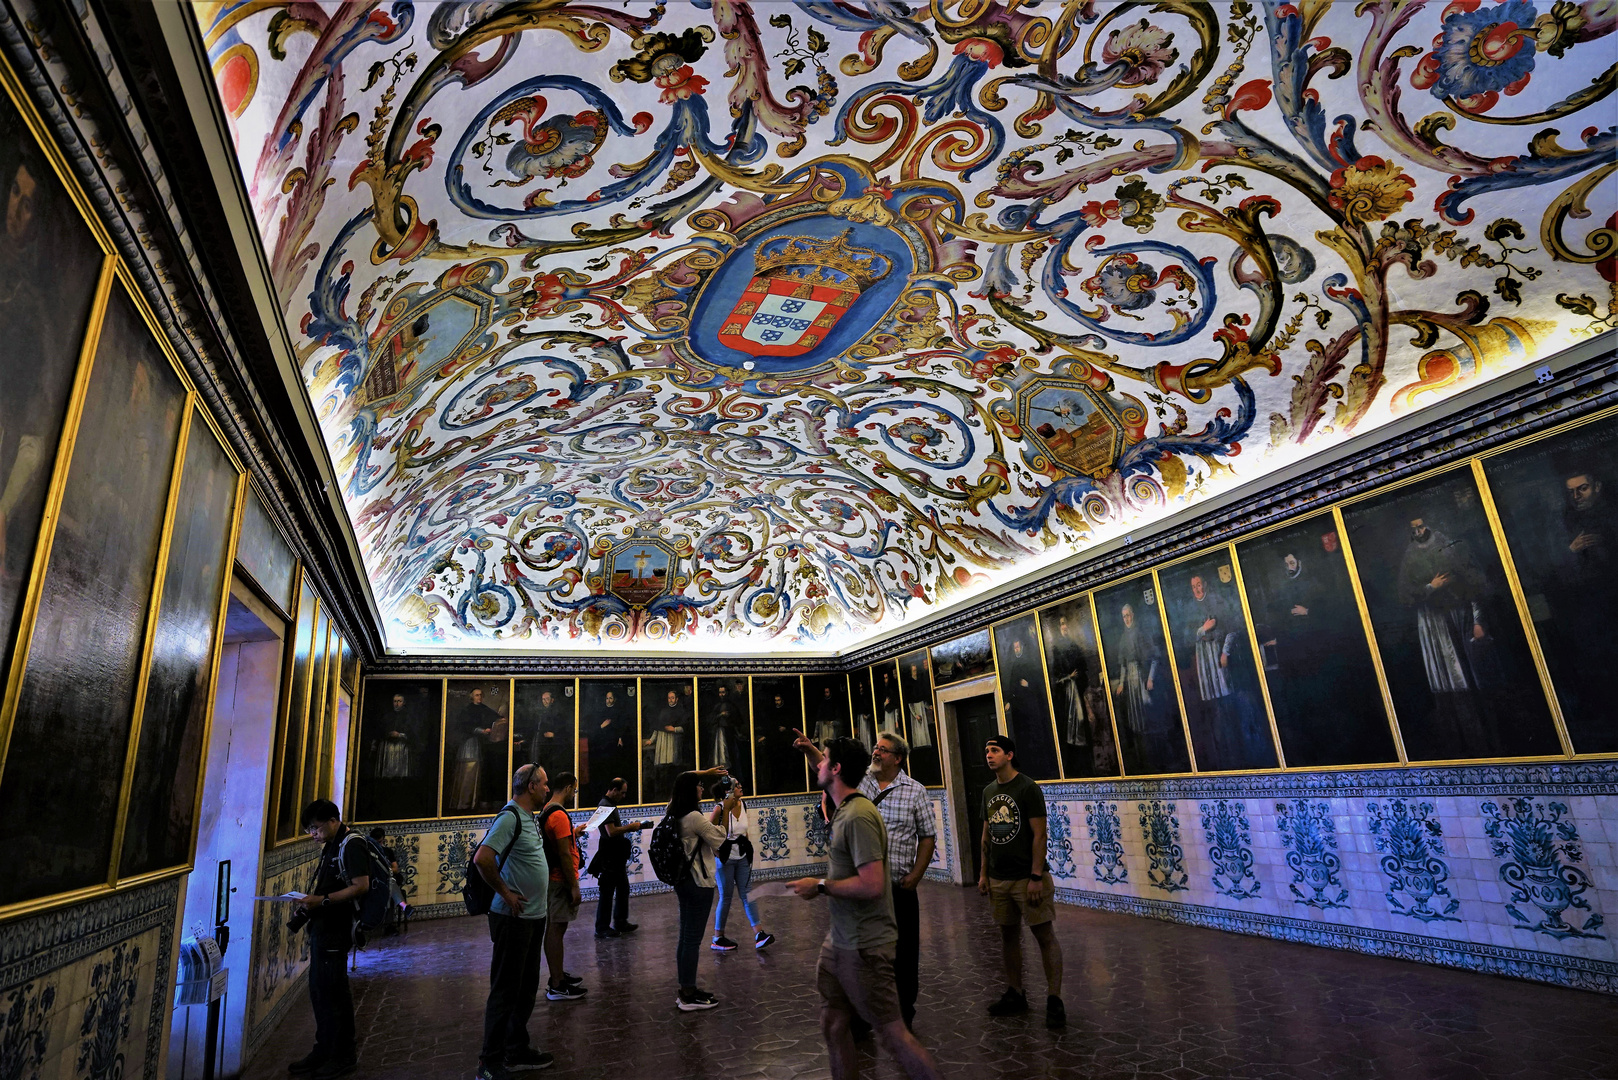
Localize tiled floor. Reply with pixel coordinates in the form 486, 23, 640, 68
244, 883, 1618, 1080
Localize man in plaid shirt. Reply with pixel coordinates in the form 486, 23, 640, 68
796, 729, 937, 1031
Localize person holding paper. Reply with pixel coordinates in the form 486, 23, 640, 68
589, 777, 652, 938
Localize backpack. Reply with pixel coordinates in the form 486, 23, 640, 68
462, 806, 523, 916
648, 812, 695, 886
338, 833, 395, 932
538, 804, 574, 876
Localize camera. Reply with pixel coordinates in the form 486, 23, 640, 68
710, 775, 736, 800
286, 909, 310, 934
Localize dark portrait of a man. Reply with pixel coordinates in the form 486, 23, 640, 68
753, 681, 804, 794
582, 683, 636, 805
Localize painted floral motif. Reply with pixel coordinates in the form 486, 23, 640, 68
1046, 802, 1077, 879
78, 942, 140, 1080
1139, 800, 1189, 893
1327, 157, 1417, 228
1411, 0, 1542, 113
1199, 799, 1260, 900
257, 900, 281, 1003
1366, 800, 1461, 923
199, 2, 1616, 655
1482, 797, 1605, 939
626, 829, 645, 877
803, 804, 830, 859
1100, 19, 1178, 88
1086, 801, 1127, 885
436, 829, 479, 896
1, 979, 56, 1080
1275, 800, 1349, 910
757, 806, 791, 862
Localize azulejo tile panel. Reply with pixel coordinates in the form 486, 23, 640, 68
0, 880, 178, 1080
1040, 762, 1618, 994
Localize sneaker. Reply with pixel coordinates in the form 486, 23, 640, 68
988, 988, 1029, 1016
754, 932, 775, 950
1045, 996, 1067, 1030
594, 927, 620, 939
560, 972, 584, 987
504, 1048, 555, 1072
676, 987, 718, 1011
310, 1060, 355, 1080
614, 922, 638, 933
288, 1051, 324, 1075
710, 936, 738, 951
545, 982, 586, 1001
474, 1065, 515, 1080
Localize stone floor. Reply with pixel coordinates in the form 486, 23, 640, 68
244, 883, 1618, 1080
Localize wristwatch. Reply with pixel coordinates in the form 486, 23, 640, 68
816, 879, 828, 895
1029, 872, 1044, 881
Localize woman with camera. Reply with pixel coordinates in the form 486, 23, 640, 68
669, 767, 735, 1011
711, 780, 775, 952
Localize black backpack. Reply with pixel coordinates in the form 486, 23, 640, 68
462, 806, 524, 916
648, 812, 694, 886
338, 833, 395, 932
538, 804, 574, 876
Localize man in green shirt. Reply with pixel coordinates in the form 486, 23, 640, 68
791, 738, 941, 1080
978, 735, 1065, 1029
472, 764, 554, 1080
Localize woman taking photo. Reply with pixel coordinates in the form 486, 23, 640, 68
711, 781, 775, 952
669, 767, 734, 1010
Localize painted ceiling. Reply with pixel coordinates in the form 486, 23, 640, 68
197, 0, 1617, 656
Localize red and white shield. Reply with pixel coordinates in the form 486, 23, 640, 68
717, 276, 857, 358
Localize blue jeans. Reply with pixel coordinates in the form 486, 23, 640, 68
715, 858, 760, 935
673, 876, 714, 988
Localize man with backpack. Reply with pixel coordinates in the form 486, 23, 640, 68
290, 800, 372, 1080
539, 772, 588, 1001
471, 764, 554, 1079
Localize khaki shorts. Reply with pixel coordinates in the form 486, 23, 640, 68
988, 877, 1054, 927
548, 883, 580, 924
816, 940, 901, 1027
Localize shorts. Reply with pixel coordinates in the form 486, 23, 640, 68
988, 877, 1054, 927
548, 883, 580, 924
816, 940, 901, 1027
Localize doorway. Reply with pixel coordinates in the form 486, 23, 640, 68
948, 691, 1002, 883
170, 582, 284, 1079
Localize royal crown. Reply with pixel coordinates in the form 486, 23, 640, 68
752, 229, 892, 292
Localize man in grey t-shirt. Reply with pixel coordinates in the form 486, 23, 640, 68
791, 739, 941, 1080
472, 764, 553, 1080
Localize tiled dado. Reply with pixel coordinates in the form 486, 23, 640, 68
245, 840, 319, 1058
0, 879, 179, 1080
373, 791, 952, 918
1042, 761, 1618, 994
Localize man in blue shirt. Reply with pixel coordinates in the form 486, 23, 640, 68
472, 764, 553, 1079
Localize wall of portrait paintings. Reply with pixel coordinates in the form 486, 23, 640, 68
0, 56, 257, 918
931, 408, 1618, 783
352, 665, 949, 822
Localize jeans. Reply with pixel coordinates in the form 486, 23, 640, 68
595, 861, 631, 932
307, 920, 355, 1061
714, 858, 759, 935
481, 913, 547, 1065
893, 881, 921, 1026
672, 876, 714, 988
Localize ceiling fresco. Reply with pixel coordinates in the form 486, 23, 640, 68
196, 0, 1617, 655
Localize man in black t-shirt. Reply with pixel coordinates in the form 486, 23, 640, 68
291, 800, 372, 1078
977, 736, 1065, 1029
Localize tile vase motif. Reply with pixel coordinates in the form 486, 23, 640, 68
1199, 799, 1260, 901
1275, 799, 1348, 910
1367, 799, 1459, 923
1085, 802, 1127, 885
1483, 797, 1605, 940
1139, 800, 1188, 893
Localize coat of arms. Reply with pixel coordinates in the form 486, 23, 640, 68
717, 230, 893, 359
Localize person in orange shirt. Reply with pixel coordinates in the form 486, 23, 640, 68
538, 772, 588, 1001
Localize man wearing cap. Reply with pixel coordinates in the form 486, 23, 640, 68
979, 735, 1065, 1029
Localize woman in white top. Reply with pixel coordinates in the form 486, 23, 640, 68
711, 782, 775, 952
670, 767, 733, 1011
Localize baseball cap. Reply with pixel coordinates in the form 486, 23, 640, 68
984, 734, 1016, 755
